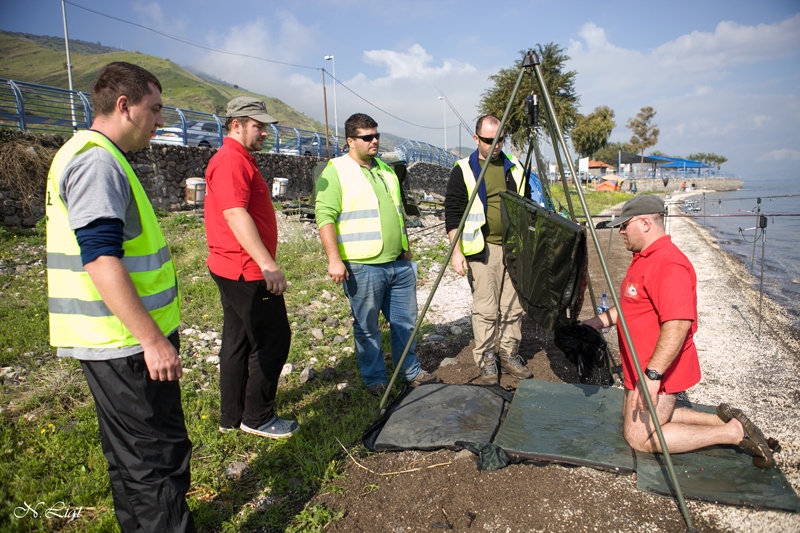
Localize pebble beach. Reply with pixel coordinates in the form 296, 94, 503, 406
417, 191, 800, 531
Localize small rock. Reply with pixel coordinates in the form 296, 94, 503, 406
321, 289, 333, 300
454, 449, 474, 461
328, 356, 337, 363
332, 335, 345, 345
439, 357, 459, 367
336, 382, 348, 391
15, 265, 28, 274
309, 357, 318, 364
321, 367, 336, 380
299, 366, 317, 383
325, 316, 338, 327
181, 328, 196, 336
24, 413, 37, 422
309, 300, 323, 309
0, 367, 13, 377
310, 328, 324, 340
449, 326, 463, 336
210, 346, 221, 355
427, 334, 445, 343
281, 363, 294, 376
224, 461, 248, 479
430, 264, 441, 272
206, 355, 221, 365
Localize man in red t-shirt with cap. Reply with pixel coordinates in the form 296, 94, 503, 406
584, 195, 773, 468
204, 96, 298, 439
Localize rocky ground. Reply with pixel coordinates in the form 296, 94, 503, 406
308, 194, 800, 532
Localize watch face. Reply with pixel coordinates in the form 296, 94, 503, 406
646, 369, 662, 380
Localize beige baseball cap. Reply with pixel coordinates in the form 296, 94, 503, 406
226, 96, 278, 124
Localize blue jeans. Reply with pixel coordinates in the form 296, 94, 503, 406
343, 259, 422, 386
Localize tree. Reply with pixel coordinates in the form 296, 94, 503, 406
478, 44, 580, 155
570, 106, 615, 159
594, 142, 633, 168
688, 152, 728, 170
627, 106, 659, 164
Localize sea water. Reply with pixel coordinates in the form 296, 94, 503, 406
685, 176, 800, 328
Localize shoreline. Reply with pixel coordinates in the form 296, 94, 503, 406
420, 194, 800, 531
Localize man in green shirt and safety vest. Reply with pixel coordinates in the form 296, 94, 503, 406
445, 115, 535, 385
315, 113, 436, 397
45, 62, 193, 531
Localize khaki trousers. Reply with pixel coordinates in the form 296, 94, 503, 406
467, 242, 523, 367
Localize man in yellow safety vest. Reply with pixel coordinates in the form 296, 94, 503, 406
45, 62, 193, 531
315, 113, 437, 397
445, 115, 537, 385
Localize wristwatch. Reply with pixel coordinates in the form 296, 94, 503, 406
645, 368, 664, 381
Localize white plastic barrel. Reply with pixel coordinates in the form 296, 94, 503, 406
185, 177, 206, 205
272, 177, 288, 198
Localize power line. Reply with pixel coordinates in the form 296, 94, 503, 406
64, 0, 449, 132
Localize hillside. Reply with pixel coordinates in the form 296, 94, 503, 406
0, 31, 325, 131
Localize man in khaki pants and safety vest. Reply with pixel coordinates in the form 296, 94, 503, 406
445, 115, 543, 385
45, 62, 193, 531
315, 113, 436, 397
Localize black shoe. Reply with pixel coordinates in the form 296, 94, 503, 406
367, 382, 388, 398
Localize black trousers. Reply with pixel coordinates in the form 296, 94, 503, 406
210, 271, 291, 429
81, 332, 194, 533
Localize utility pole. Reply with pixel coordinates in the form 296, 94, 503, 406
324, 55, 338, 142
61, 0, 77, 132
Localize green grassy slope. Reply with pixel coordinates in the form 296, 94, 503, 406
0, 31, 325, 131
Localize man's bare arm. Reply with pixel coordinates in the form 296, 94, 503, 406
447, 229, 468, 276
84, 256, 181, 381
223, 207, 286, 295
319, 223, 348, 283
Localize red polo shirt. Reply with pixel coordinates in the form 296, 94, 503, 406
205, 137, 278, 281
618, 235, 701, 393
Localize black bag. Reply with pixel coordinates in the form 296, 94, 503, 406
553, 322, 610, 382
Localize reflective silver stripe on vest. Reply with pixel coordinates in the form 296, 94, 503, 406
337, 232, 383, 243
462, 230, 482, 242
47, 245, 172, 273
49, 285, 178, 317
466, 213, 484, 222
337, 209, 380, 222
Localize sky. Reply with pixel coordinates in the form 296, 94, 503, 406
1, 0, 799, 181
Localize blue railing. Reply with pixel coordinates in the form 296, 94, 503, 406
395, 139, 457, 167
0, 78, 455, 166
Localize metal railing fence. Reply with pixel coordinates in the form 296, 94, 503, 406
0, 78, 456, 166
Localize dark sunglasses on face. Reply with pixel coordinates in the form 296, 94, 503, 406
352, 133, 380, 142
477, 134, 502, 145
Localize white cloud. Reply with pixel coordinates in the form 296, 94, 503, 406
758, 149, 800, 162
653, 14, 800, 72
689, 86, 713, 96
362, 44, 476, 81
133, 1, 186, 35
753, 115, 771, 128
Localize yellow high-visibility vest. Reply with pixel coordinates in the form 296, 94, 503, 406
46, 130, 180, 348
330, 156, 408, 261
457, 154, 525, 256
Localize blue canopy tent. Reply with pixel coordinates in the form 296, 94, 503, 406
657, 157, 712, 180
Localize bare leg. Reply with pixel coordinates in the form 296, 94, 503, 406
623, 389, 744, 453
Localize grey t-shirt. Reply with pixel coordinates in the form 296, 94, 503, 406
56, 146, 148, 361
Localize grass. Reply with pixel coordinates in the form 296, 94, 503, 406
0, 193, 621, 531
0, 211, 450, 532
547, 181, 632, 220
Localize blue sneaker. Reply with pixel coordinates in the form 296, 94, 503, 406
241, 416, 299, 439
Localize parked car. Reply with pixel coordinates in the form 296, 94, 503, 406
151, 120, 223, 148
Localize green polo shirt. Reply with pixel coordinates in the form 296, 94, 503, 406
315, 162, 404, 264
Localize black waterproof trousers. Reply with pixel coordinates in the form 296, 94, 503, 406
81, 332, 194, 533
210, 271, 291, 430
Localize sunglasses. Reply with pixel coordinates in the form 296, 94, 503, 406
477, 134, 502, 145
619, 218, 644, 231
351, 133, 380, 142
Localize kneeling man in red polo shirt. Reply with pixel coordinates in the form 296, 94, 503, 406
584, 195, 773, 467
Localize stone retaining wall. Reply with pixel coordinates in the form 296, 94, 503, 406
622, 177, 742, 193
